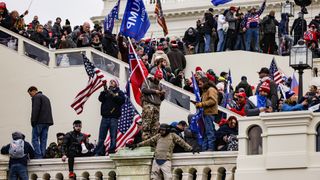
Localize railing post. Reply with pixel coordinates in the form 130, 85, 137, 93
48, 51, 56, 68
17, 38, 25, 56
181, 172, 192, 180
0, 155, 8, 180
225, 170, 234, 180
110, 147, 154, 180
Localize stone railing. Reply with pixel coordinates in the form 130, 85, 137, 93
0, 147, 237, 180
236, 111, 320, 180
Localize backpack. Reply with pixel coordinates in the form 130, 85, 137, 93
9, 139, 25, 159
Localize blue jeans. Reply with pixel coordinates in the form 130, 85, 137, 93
32, 124, 49, 159
234, 34, 245, 50
95, 117, 118, 155
217, 29, 225, 52
204, 33, 211, 53
202, 115, 216, 151
9, 164, 28, 180
245, 28, 259, 51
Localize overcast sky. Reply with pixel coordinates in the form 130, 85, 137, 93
3, 0, 104, 27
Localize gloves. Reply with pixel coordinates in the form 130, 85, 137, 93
126, 143, 137, 150
192, 148, 200, 154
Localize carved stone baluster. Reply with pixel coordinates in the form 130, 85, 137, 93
225, 170, 234, 180
181, 172, 192, 180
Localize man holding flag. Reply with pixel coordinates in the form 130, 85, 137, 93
192, 77, 218, 151
95, 79, 125, 156
141, 69, 165, 140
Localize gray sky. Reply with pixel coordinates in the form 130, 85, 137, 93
3, 0, 104, 27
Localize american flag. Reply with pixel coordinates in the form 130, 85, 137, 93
71, 54, 107, 114
269, 58, 284, 85
104, 0, 120, 33
104, 86, 141, 153
155, 0, 168, 36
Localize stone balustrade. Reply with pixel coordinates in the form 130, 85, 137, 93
0, 147, 237, 180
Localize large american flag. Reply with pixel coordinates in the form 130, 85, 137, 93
104, 86, 141, 153
71, 54, 107, 114
155, 0, 168, 36
269, 58, 284, 85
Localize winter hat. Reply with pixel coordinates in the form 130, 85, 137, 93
258, 67, 270, 75
195, 66, 202, 72
216, 82, 225, 91
170, 40, 178, 47
237, 92, 247, 98
12, 132, 24, 140
154, 69, 163, 79
0, 2, 6, 9
206, 73, 215, 82
110, 79, 119, 87
259, 80, 270, 94
285, 91, 295, 99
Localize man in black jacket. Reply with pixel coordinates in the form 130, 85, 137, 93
95, 79, 125, 155
27, 86, 53, 159
61, 120, 86, 179
290, 12, 307, 45
1, 132, 35, 180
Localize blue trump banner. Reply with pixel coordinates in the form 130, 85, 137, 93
120, 0, 150, 41
211, 0, 232, 6
190, 72, 204, 146
104, 0, 120, 33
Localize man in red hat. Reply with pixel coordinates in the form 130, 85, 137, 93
229, 92, 247, 116
245, 80, 273, 116
141, 69, 166, 140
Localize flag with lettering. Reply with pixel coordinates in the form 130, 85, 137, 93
120, 0, 150, 41
104, 0, 120, 33
189, 72, 204, 146
71, 54, 107, 114
128, 42, 149, 106
269, 58, 284, 85
104, 84, 141, 153
211, 0, 232, 6
155, 0, 168, 36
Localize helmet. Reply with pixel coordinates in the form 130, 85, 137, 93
159, 123, 171, 136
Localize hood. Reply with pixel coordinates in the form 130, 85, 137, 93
12, 131, 25, 140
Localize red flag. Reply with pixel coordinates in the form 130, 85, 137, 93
128, 44, 149, 106
155, 0, 168, 36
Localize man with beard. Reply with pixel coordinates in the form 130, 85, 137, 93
127, 123, 193, 180
141, 69, 165, 140
61, 120, 88, 179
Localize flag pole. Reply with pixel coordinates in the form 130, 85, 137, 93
127, 37, 155, 101
27, 0, 34, 10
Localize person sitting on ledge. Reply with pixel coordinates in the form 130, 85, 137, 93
127, 123, 196, 180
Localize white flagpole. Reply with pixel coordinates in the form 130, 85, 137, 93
27, 0, 34, 10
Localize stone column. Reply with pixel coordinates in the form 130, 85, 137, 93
110, 147, 154, 180
225, 170, 234, 180
0, 155, 8, 180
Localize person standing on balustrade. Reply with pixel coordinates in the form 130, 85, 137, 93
141, 69, 165, 140
95, 79, 125, 156
27, 86, 53, 159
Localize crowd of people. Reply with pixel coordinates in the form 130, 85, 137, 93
2, 1, 320, 179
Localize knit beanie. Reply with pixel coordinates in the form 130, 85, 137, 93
259, 80, 270, 94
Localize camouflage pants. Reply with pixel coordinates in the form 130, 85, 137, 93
142, 102, 160, 140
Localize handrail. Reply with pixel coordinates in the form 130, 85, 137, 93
0, 25, 243, 118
